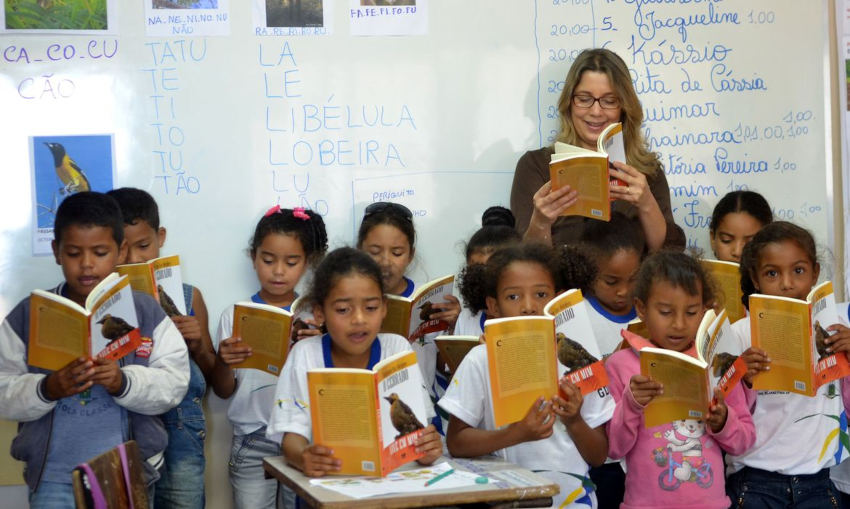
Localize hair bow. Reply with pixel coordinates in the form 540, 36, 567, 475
293, 207, 310, 221
264, 205, 281, 217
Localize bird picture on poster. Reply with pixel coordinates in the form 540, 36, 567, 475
30, 134, 115, 255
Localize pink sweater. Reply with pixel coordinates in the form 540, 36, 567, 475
605, 331, 756, 509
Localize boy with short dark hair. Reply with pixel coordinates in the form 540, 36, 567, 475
0, 192, 189, 508
108, 187, 215, 509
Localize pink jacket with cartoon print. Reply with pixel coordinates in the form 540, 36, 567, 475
605, 330, 756, 509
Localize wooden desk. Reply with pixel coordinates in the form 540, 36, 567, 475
263, 456, 559, 508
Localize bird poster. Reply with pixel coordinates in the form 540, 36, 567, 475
543, 288, 609, 396
28, 273, 142, 371
306, 349, 430, 476
30, 134, 115, 256
1, 0, 118, 34
145, 0, 230, 37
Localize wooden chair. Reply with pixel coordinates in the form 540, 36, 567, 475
72, 440, 148, 509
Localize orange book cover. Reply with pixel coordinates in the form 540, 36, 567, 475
749, 294, 814, 395
116, 254, 185, 317
231, 302, 293, 376
701, 260, 746, 323
549, 155, 610, 221
381, 275, 454, 342
434, 335, 479, 374
484, 316, 558, 427
307, 350, 428, 476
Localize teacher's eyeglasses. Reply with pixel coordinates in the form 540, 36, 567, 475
572, 94, 620, 110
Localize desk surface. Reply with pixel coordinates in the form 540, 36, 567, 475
263, 455, 559, 508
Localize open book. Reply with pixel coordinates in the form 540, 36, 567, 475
484, 316, 559, 427
29, 273, 143, 371
72, 441, 147, 509
701, 259, 746, 323
434, 335, 479, 374
230, 302, 293, 376
543, 289, 609, 395
381, 275, 454, 342
639, 309, 743, 427
749, 281, 850, 396
116, 255, 186, 317
307, 350, 429, 476
548, 122, 625, 221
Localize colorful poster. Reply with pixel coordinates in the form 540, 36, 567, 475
349, 0, 426, 36
145, 0, 230, 37
30, 134, 115, 256
0, 0, 118, 34
252, 0, 332, 36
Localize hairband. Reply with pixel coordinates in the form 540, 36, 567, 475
263, 204, 311, 221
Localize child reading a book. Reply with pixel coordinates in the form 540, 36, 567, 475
727, 221, 850, 507
268, 247, 442, 476
511, 47, 684, 252
580, 212, 644, 352
107, 186, 215, 508
212, 205, 327, 509
439, 243, 612, 507
605, 251, 755, 508
455, 206, 521, 337
357, 201, 460, 432
0, 192, 189, 508
709, 190, 773, 263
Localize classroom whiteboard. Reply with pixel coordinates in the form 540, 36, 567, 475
0, 0, 836, 504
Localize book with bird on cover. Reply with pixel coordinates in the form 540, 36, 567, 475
381, 275, 454, 342
548, 122, 626, 221
434, 335, 479, 374
749, 281, 850, 396
639, 309, 743, 427
307, 349, 429, 476
484, 316, 559, 427
28, 273, 142, 371
116, 255, 186, 317
543, 288, 609, 396
700, 259, 746, 323
230, 302, 293, 376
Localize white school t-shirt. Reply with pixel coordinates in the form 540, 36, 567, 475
829, 302, 850, 492
585, 296, 635, 356
267, 333, 435, 442
727, 316, 849, 475
438, 344, 614, 508
454, 307, 485, 337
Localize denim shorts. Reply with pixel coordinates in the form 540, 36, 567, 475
727, 466, 841, 508
229, 427, 295, 509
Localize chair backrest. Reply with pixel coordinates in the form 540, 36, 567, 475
72, 440, 148, 509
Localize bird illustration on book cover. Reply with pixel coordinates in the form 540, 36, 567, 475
157, 284, 182, 317
97, 314, 135, 345
384, 393, 424, 440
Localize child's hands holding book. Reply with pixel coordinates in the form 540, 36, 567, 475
629, 374, 662, 406
300, 444, 342, 477
706, 387, 728, 433
90, 358, 123, 395
553, 377, 583, 424
44, 357, 95, 400
217, 336, 252, 365
508, 396, 555, 442
171, 315, 204, 352
741, 347, 771, 387
823, 324, 850, 359
427, 295, 461, 330
414, 424, 442, 465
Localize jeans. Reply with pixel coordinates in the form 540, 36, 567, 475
154, 359, 207, 509
728, 466, 841, 508
229, 427, 295, 509
29, 481, 75, 509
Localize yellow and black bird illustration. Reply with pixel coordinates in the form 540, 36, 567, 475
44, 142, 90, 196
557, 332, 598, 371
157, 285, 182, 318
711, 352, 739, 378
97, 314, 135, 344
384, 393, 424, 439
815, 321, 831, 360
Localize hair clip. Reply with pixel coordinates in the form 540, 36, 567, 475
293, 207, 310, 221
264, 205, 282, 217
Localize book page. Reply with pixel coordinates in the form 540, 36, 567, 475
28, 293, 88, 370
549, 156, 610, 221
375, 350, 428, 476
750, 295, 813, 395
407, 275, 454, 341
641, 349, 709, 428
434, 336, 478, 373
381, 297, 412, 339
90, 278, 142, 362
486, 317, 558, 427
115, 263, 157, 300
152, 255, 186, 316
308, 371, 381, 476
599, 123, 625, 164
231, 304, 292, 375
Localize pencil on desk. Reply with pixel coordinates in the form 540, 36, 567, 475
424, 468, 455, 486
